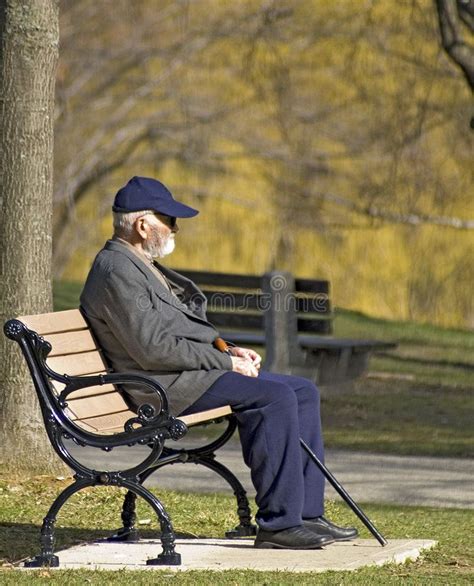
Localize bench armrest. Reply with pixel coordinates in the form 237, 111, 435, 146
58, 371, 170, 417
56, 371, 188, 443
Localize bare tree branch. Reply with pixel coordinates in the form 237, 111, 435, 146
317, 191, 474, 229
435, 0, 474, 89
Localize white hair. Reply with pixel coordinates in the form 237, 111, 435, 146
112, 210, 155, 240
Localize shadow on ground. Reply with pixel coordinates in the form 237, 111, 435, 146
0, 523, 206, 565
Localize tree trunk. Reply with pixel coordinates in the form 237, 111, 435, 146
0, 0, 64, 472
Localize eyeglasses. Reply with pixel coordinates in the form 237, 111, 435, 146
151, 213, 177, 229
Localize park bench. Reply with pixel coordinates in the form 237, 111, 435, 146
4, 309, 256, 567
178, 269, 396, 387
4, 275, 391, 567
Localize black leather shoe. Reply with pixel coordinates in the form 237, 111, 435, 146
303, 516, 358, 541
254, 525, 335, 549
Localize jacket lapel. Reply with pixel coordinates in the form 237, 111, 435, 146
155, 262, 209, 320
104, 240, 213, 327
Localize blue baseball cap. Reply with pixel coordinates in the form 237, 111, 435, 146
112, 176, 199, 218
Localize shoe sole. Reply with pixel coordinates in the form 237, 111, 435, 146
332, 535, 358, 542
254, 540, 334, 550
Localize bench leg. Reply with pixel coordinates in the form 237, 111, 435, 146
110, 462, 170, 543
107, 490, 139, 543
118, 480, 181, 565
193, 456, 256, 538
24, 477, 92, 567
23, 518, 59, 568
226, 490, 257, 538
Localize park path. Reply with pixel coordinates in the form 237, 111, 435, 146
68, 438, 474, 509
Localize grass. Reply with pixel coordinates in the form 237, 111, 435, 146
334, 307, 474, 350
334, 307, 474, 388
0, 474, 473, 583
52, 281, 474, 458
53, 280, 83, 312
325, 308, 474, 457
321, 378, 474, 457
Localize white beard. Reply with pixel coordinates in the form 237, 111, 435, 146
160, 235, 175, 257
143, 232, 175, 259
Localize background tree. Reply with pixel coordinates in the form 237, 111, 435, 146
0, 0, 63, 471
435, 1, 474, 85
435, 0, 474, 127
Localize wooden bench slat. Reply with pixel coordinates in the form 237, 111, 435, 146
46, 330, 99, 356
72, 402, 232, 432
73, 406, 234, 434
66, 383, 119, 399
76, 410, 135, 433
295, 279, 330, 294
68, 391, 130, 420
47, 351, 108, 376
50, 381, 119, 400
18, 309, 88, 335
204, 291, 262, 312
178, 270, 261, 289
179, 406, 232, 427
69, 419, 98, 434
209, 312, 263, 330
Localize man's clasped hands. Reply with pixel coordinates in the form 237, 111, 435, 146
229, 347, 262, 377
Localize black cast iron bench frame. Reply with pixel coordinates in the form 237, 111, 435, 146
4, 317, 256, 567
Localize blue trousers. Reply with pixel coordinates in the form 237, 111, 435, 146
179, 370, 325, 531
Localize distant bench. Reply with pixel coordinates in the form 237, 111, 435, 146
178, 269, 396, 387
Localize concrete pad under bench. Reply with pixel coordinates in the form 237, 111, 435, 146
24, 538, 436, 573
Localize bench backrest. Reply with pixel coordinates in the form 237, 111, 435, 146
18, 310, 136, 434
178, 270, 332, 335
15, 310, 232, 434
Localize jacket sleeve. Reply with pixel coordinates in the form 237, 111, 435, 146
100, 264, 232, 372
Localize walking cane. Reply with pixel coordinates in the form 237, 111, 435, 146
300, 439, 387, 546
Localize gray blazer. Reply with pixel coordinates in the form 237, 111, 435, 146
80, 239, 232, 416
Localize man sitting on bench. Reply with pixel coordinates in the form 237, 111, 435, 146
80, 176, 358, 550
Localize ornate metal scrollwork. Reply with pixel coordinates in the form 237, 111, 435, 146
124, 403, 188, 441
30, 332, 52, 362
168, 419, 188, 440
137, 403, 157, 422
4, 320, 53, 367
124, 403, 159, 433
3, 319, 24, 340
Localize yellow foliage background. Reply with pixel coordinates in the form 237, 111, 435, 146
57, 0, 473, 328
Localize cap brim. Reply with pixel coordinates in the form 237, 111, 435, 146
155, 200, 199, 218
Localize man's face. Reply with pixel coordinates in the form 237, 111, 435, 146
142, 213, 178, 259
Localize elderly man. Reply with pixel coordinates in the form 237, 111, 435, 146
80, 176, 358, 550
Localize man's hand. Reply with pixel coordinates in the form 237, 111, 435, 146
231, 356, 259, 377
230, 346, 262, 369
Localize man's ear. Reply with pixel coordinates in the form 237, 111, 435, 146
134, 216, 148, 240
